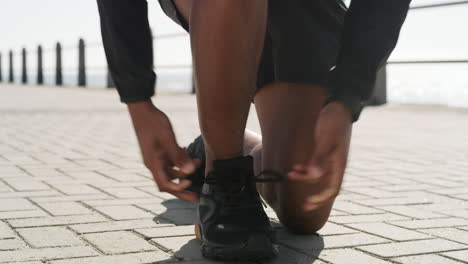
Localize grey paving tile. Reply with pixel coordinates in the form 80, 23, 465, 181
358, 239, 467, 258
83, 231, 156, 254
17, 226, 83, 247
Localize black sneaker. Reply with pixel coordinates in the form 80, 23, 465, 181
185, 135, 205, 195
196, 155, 282, 261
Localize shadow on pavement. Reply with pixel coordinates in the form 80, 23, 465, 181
156, 199, 325, 263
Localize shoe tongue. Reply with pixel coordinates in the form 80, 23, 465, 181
212, 156, 254, 191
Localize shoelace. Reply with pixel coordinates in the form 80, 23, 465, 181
205, 170, 283, 212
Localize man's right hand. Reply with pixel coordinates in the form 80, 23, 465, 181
128, 100, 199, 201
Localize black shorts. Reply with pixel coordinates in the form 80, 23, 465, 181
158, 0, 346, 90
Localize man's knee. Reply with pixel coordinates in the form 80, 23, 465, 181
278, 210, 329, 235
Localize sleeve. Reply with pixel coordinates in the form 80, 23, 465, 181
327, 0, 411, 121
97, 0, 156, 103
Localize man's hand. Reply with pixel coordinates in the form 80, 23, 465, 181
288, 102, 353, 211
128, 101, 199, 201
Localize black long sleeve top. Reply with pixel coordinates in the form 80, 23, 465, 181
97, 0, 411, 121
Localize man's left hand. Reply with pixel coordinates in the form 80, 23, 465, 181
288, 102, 353, 211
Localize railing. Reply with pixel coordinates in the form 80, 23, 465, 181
0, 32, 193, 93
369, 1, 468, 105
1, 1, 468, 101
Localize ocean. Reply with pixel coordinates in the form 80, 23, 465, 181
6, 64, 468, 108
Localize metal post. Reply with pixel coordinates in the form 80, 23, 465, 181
191, 69, 196, 94
367, 64, 387, 105
106, 66, 115, 88
78, 38, 86, 87
21, 48, 27, 84
37, 45, 44, 85
8, 50, 14, 83
56, 42, 63, 86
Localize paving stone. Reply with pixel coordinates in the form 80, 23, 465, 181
0, 238, 27, 250
31, 194, 110, 203
83, 231, 156, 254
0, 246, 98, 262
17, 226, 83, 247
100, 187, 153, 199
329, 209, 349, 216
356, 197, 433, 206
91, 182, 154, 189
152, 236, 202, 260
0, 210, 47, 220
136, 225, 195, 238
51, 184, 101, 195
0, 221, 15, 239
420, 227, 468, 245
346, 222, 432, 241
390, 218, 468, 229
329, 213, 410, 224
8, 214, 108, 228
37, 201, 93, 216
100, 172, 149, 182
49, 251, 174, 264
4, 179, 50, 191
0, 190, 61, 198
0, 198, 36, 211
93, 205, 154, 220
335, 192, 372, 201
316, 222, 357, 236
333, 201, 383, 215
437, 209, 468, 219
2, 262, 42, 264
393, 254, 462, 264
279, 231, 389, 252
70, 219, 172, 234
319, 248, 390, 264
265, 246, 323, 264
376, 205, 445, 219
429, 187, 468, 195
358, 239, 467, 257
380, 184, 438, 192
412, 202, 468, 212
83, 198, 162, 207
441, 250, 468, 262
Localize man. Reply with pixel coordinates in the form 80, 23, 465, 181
97, 0, 410, 261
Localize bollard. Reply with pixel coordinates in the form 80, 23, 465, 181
37, 45, 44, 85
21, 48, 27, 84
191, 69, 196, 94
78, 38, 86, 87
8, 50, 14, 83
0, 53, 2, 82
56, 42, 63, 86
367, 64, 387, 106
106, 66, 115, 88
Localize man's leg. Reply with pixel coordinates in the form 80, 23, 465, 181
173, 0, 279, 260
253, 82, 336, 234
190, 1, 267, 172
172, 0, 263, 164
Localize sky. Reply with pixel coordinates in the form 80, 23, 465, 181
1, 0, 467, 77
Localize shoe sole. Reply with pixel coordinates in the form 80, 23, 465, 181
195, 221, 279, 261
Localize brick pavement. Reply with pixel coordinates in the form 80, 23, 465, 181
0, 84, 468, 263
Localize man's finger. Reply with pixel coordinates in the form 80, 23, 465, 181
169, 159, 202, 180
303, 187, 340, 211
287, 164, 325, 183
162, 136, 197, 175
150, 161, 192, 193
